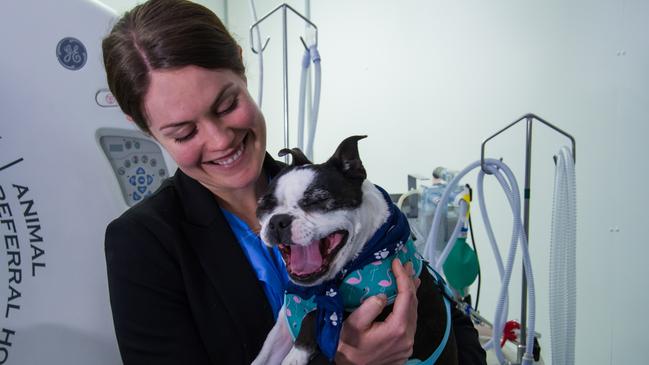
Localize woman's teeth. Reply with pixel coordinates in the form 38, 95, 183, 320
212, 142, 245, 166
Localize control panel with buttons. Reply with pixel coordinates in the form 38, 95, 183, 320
97, 128, 170, 206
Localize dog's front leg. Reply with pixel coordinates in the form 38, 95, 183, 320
281, 310, 321, 365
252, 306, 293, 365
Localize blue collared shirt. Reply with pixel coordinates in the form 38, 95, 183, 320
221, 208, 288, 319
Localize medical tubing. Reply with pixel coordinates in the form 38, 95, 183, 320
477, 172, 506, 278
549, 147, 576, 365
468, 215, 481, 311
549, 152, 564, 364
423, 161, 507, 352
249, 0, 264, 107
492, 166, 520, 363
423, 161, 478, 264
296, 45, 321, 161
486, 163, 536, 365
484, 162, 536, 365
434, 201, 468, 272
485, 166, 519, 363
477, 167, 512, 351
564, 146, 577, 365
564, 147, 577, 365
425, 160, 505, 277
427, 161, 506, 352
306, 45, 321, 160
423, 159, 536, 364
476, 168, 511, 352
397, 189, 420, 210
297, 49, 311, 151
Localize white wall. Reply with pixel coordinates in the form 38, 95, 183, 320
226, 0, 649, 364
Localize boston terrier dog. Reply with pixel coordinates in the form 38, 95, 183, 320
252, 136, 458, 365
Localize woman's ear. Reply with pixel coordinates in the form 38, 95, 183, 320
125, 114, 134, 122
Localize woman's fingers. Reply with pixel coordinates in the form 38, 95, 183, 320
335, 259, 422, 365
388, 259, 419, 326
344, 294, 388, 335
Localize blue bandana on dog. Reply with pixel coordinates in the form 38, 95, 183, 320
284, 185, 413, 360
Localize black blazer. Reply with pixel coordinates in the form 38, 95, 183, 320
105, 154, 285, 364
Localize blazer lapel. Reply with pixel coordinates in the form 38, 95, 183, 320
181, 217, 275, 351
173, 154, 286, 355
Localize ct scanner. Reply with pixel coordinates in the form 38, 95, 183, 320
0, 0, 176, 363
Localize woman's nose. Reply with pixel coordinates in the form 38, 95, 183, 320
201, 118, 235, 151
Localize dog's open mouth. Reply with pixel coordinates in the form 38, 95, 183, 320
278, 230, 348, 282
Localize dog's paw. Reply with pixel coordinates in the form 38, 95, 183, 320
281, 346, 311, 365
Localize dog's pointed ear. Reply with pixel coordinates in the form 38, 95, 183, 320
327, 135, 367, 181
278, 147, 312, 166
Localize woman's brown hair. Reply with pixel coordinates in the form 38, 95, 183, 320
102, 0, 245, 133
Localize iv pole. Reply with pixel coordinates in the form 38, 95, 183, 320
249, 4, 318, 163
481, 113, 576, 364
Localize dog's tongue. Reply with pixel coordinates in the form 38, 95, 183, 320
290, 241, 323, 275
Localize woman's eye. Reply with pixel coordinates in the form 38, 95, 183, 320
174, 128, 197, 143
215, 96, 239, 116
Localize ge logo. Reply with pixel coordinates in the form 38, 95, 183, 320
56, 37, 87, 71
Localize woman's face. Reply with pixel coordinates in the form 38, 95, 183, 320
143, 66, 267, 195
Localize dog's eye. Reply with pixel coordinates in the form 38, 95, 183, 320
299, 189, 333, 209
298, 198, 331, 209
300, 197, 329, 207
257, 194, 277, 213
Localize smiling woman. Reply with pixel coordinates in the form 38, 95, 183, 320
101, 1, 443, 364
143, 66, 268, 205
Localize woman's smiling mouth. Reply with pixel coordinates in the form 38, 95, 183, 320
205, 133, 248, 167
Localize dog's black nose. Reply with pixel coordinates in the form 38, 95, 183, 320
268, 214, 293, 243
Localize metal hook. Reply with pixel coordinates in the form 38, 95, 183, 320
249, 3, 318, 54
251, 36, 270, 54
299, 36, 309, 52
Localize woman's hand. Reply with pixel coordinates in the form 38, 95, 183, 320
335, 259, 421, 365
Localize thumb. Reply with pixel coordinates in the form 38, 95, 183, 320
345, 294, 388, 331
